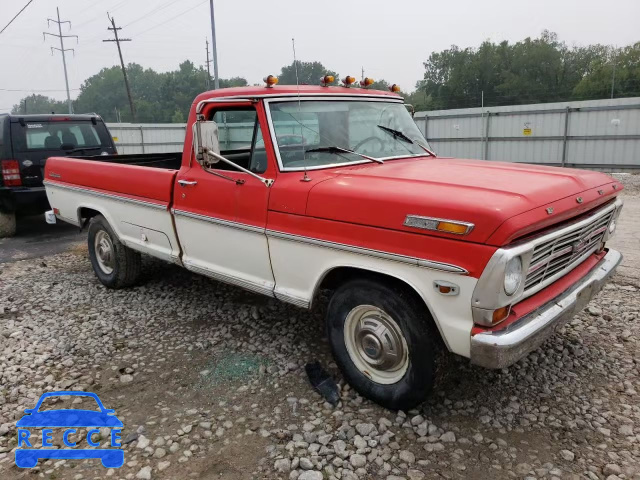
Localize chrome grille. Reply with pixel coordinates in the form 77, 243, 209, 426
524, 208, 615, 292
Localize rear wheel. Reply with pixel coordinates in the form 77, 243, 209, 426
326, 278, 441, 410
88, 215, 141, 288
0, 211, 16, 238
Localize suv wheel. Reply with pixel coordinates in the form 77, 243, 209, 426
0, 211, 16, 238
87, 215, 141, 288
326, 278, 441, 410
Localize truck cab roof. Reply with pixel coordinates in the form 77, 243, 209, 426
0, 113, 103, 122
192, 85, 403, 104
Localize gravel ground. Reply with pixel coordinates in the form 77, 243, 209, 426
1, 183, 638, 480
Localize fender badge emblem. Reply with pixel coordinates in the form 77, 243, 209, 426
613, 184, 618, 190
576, 196, 583, 204
598, 190, 604, 195
546, 207, 554, 215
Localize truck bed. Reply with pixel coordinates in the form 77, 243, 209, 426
87, 152, 182, 170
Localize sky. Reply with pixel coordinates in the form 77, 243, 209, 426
0, 0, 639, 113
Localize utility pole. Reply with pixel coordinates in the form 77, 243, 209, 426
103, 14, 136, 122
43, 7, 77, 114
205, 38, 212, 90
611, 47, 617, 99
208, 0, 219, 89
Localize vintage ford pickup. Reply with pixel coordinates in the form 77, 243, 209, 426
44, 79, 624, 409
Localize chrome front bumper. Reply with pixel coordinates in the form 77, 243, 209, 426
470, 249, 622, 369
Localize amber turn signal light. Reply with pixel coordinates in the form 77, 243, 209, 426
436, 221, 470, 235
492, 306, 511, 325
264, 75, 279, 87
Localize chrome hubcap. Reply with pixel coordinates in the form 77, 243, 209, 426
94, 230, 114, 275
344, 305, 409, 384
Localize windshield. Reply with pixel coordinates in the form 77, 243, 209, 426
268, 100, 430, 170
11, 120, 114, 152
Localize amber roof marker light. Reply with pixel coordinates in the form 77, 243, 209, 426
389, 84, 401, 93
360, 77, 374, 88
342, 76, 356, 87
320, 75, 335, 87
263, 75, 279, 88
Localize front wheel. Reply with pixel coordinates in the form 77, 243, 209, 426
88, 215, 141, 288
326, 278, 441, 410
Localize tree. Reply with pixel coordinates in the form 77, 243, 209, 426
11, 94, 66, 115
416, 31, 638, 110
13, 62, 250, 122
278, 61, 338, 85
573, 43, 640, 99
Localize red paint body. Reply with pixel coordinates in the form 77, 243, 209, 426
44, 86, 623, 323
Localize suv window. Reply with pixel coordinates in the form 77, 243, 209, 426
210, 108, 267, 174
11, 120, 113, 152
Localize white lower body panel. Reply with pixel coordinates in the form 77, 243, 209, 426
267, 235, 477, 358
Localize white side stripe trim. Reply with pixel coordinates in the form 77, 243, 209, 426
44, 180, 167, 210
266, 229, 469, 275
172, 209, 468, 275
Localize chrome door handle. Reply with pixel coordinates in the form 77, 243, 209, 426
178, 180, 198, 187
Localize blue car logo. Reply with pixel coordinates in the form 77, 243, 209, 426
15, 391, 124, 468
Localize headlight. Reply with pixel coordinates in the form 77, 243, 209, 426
609, 219, 616, 234
504, 256, 523, 295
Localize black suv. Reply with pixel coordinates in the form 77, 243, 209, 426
0, 113, 117, 237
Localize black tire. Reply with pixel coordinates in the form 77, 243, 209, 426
327, 278, 441, 410
87, 215, 141, 288
0, 210, 16, 238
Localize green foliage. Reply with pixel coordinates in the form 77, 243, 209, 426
573, 43, 640, 99
416, 31, 640, 110
278, 61, 338, 86
11, 94, 67, 115
12, 61, 249, 122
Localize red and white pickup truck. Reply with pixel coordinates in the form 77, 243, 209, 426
44, 82, 624, 409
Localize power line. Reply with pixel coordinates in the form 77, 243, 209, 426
103, 14, 136, 122
0, 0, 35, 36
130, 0, 207, 38
0, 87, 80, 92
43, 7, 77, 114
123, 0, 183, 28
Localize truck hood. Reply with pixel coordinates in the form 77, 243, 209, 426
305, 157, 621, 246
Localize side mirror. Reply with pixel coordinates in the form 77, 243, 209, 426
193, 120, 221, 165
404, 103, 415, 118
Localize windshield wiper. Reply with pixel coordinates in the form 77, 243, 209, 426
305, 145, 384, 164
376, 125, 436, 157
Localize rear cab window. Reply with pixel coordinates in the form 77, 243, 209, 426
10, 119, 115, 154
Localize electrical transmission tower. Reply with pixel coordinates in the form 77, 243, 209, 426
103, 14, 136, 122
205, 39, 212, 90
43, 7, 77, 114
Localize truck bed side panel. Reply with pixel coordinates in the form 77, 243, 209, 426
44, 157, 176, 203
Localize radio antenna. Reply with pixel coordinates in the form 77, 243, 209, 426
292, 37, 310, 181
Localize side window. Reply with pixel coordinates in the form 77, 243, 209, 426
210, 108, 267, 174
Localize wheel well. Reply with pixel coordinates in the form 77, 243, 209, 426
78, 207, 102, 230
315, 266, 445, 347
315, 266, 424, 311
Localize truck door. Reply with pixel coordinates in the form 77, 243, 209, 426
172, 102, 277, 296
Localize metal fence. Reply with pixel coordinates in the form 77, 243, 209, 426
106, 121, 319, 154
108, 97, 640, 172
414, 97, 640, 172
106, 123, 186, 154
